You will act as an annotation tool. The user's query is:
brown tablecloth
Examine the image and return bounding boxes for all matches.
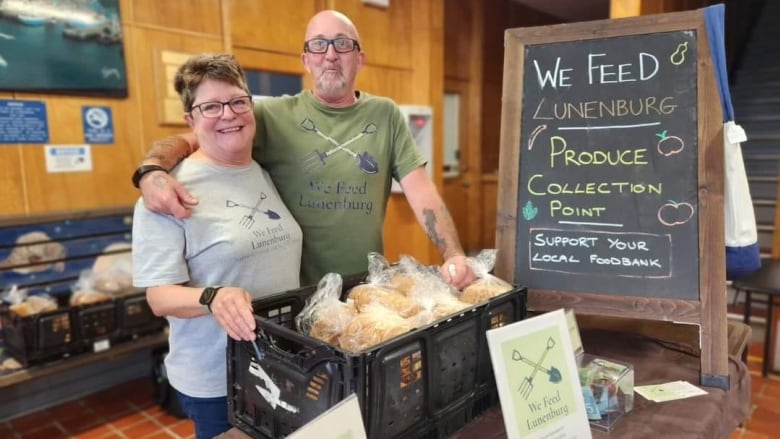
[449,329,751,439]
[219,329,750,439]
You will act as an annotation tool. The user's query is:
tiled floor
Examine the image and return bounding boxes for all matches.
[0,378,195,439]
[2,321,780,439]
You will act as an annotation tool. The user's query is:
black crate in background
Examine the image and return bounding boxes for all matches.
[116,292,167,341]
[1,290,166,367]
[1,293,81,367]
[77,301,119,342]
[228,277,527,439]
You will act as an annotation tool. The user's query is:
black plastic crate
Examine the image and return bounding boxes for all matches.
[0,294,82,367]
[432,385,501,438]
[116,291,166,339]
[75,300,120,352]
[227,277,526,439]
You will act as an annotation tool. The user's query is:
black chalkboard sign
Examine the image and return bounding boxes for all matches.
[515,31,699,300]
[495,9,727,389]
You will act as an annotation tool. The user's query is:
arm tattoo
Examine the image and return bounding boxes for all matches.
[144,137,192,170]
[423,208,447,252]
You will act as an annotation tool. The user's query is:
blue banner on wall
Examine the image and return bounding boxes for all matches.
[0,99,49,144]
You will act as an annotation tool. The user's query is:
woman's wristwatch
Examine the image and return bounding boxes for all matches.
[199,286,224,313]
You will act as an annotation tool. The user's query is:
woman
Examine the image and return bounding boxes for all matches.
[132,53,302,438]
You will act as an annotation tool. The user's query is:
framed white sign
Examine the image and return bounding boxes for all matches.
[487,308,591,439]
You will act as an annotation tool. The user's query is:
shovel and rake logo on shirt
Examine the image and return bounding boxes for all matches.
[226,192,281,228]
[299,118,379,174]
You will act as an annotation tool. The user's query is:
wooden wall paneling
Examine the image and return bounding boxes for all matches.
[480,0,508,175]
[232,48,308,89]
[0,146,27,216]
[130,0,222,35]
[379,64,428,262]
[332,0,413,70]
[0,91,26,215]
[354,64,414,105]
[381,0,443,265]
[17,96,136,213]
[130,28,224,160]
[480,0,560,175]
[442,79,471,251]
[610,0,642,17]
[462,0,484,252]
[228,0,318,53]
[444,0,475,81]
[482,174,498,248]
[480,79,503,174]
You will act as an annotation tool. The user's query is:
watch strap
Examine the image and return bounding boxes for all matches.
[132,165,168,189]
[200,286,224,313]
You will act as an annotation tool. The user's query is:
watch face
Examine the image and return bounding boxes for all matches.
[200,287,216,306]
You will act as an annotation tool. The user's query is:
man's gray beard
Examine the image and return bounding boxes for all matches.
[317,75,347,97]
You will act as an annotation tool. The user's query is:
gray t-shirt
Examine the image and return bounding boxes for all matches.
[132,159,302,398]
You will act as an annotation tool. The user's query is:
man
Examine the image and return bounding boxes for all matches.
[134,10,476,288]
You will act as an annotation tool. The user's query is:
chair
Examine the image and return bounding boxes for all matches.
[731,259,780,376]
[727,320,752,361]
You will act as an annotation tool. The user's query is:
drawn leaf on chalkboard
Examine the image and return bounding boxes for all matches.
[522,201,538,221]
[656,130,684,157]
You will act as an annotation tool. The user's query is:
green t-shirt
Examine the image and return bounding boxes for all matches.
[253,91,425,285]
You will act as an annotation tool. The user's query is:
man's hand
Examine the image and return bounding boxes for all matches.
[139,170,198,219]
[441,254,477,290]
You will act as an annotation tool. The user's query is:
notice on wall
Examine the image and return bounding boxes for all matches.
[514,30,699,300]
[82,106,115,144]
[45,145,92,173]
[0,99,49,144]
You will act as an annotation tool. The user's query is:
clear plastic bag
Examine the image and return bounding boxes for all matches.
[295,273,357,345]
[460,249,513,304]
[2,286,57,316]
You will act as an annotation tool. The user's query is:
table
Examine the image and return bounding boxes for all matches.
[219,328,750,439]
[448,329,751,439]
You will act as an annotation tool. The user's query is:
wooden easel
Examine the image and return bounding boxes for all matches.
[494,9,728,389]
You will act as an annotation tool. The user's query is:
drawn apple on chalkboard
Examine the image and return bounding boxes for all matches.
[656,130,685,156]
[657,200,694,226]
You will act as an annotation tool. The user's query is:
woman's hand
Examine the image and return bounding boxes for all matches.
[208,286,257,341]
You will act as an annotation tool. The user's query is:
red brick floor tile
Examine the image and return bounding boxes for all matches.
[142,431,181,439]
[108,411,148,429]
[70,423,120,439]
[729,429,744,439]
[751,374,765,396]
[168,419,196,437]
[91,399,136,420]
[8,409,53,433]
[121,418,162,437]
[745,406,780,436]
[762,379,780,398]
[741,431,772,439]
[152,411,187,427]
[47,400,90,420]
[16,423,69,439]
[59,414,107,435]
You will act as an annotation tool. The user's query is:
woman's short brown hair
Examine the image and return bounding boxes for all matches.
[174,53,250,112]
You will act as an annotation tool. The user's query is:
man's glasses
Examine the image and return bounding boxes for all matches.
[190,95,253,118]
[304,38,360,54]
